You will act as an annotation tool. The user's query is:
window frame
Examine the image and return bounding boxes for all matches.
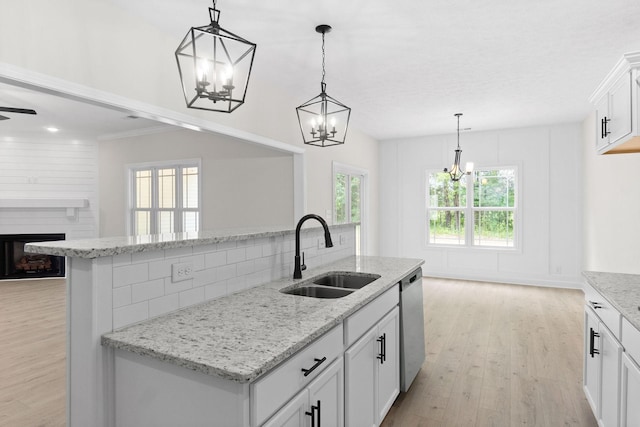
[332,161,368,256]
[425,165,520,250]
[126,159,202,236]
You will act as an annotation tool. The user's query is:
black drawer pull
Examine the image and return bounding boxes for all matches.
[589,300,603,310]
[590,328,600,358]
[301,357,326,377]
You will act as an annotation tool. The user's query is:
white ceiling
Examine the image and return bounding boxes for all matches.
[3,0,640,141]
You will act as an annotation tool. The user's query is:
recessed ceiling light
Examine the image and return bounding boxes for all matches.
[46,127,59,133]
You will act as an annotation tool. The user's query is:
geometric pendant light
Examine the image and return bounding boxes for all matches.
[444,113,474,181]
[175,0,257,113]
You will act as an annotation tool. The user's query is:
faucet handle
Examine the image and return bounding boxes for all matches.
[301,252,307,271]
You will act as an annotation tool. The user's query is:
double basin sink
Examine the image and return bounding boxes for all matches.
[281,272,381,299]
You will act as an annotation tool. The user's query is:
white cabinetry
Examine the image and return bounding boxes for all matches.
[590,52,640,154]
[583,283,623,427]
[344,287,400,427]
[621,318,640,427]
[263,357,343,427]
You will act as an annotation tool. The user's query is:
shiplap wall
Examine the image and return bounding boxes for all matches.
[0,137,98,239]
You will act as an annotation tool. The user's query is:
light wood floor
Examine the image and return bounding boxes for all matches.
[382,277,598,427]
[0,279,66,427]
[0,277,597,427]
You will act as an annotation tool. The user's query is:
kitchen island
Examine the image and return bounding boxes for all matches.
[25,224,423,426]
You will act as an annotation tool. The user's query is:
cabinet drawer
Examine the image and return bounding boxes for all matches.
[623,318,640,365]
[584,282,622,339]
[251,324,343,427]
[344,284,399,347]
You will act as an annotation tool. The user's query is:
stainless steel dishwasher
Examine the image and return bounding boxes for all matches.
[399,267,425,392]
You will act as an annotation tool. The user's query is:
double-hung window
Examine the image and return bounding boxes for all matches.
[427,167,517,248]
[129,161,200,236]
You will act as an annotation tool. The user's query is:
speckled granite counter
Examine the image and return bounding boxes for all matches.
[102,255,423,383]
[24,223,356,259]
[583,271,640,332]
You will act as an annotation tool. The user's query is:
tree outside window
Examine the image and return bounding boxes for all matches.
[427,167,517,248]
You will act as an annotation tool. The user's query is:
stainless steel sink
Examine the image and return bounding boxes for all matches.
[312,272,380,289]
[280,272,381,299]
[282,286,354,299]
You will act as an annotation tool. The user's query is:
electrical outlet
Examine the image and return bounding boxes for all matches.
[340,235,346,245]
[172,262,194,282]
[318,238,326,249]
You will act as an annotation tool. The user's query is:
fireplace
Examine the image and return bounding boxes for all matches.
[0,234,66,280]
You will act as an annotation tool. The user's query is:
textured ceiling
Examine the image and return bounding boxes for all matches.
[4,0,640,141]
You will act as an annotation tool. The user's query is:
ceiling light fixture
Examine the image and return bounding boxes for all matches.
[444,113,474,181]
[175,0,256,113]
[296,25,351,147]
[46,127,60,133]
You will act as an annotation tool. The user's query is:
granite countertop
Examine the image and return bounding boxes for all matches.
[583,271,640,332]
[24,223,355,259]
[102,255,424,384]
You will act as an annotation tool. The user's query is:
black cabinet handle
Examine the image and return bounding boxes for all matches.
[590,327,600,358]
[377,333,386,364]
[301,357,326,377]
[603,116,611,138]
[589,300,603,310]
[305,400,321,427]
[601,118,605,139]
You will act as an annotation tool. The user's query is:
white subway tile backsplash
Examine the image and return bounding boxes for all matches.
[131,279,165,303]
[227,248,246,264]
[113,263,149,287]
[113,302,149,329]
[113,285,132,308]
[149,294,180,318]
[106,225,356,330]
[148,259,172,280]
[179,287,205,308]
[205,251,227,268]
[164,247,193,259]
[165,277,193,295]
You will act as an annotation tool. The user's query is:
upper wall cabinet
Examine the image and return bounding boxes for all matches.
[590,52,640,154]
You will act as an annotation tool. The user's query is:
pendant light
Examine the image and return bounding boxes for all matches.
[175,0,256,113]
[296,25,351,147]
[444,113,474,181]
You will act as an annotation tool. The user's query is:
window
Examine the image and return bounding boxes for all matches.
[129,161,200,236]
[333,163,367,255]
[427,167,517,248]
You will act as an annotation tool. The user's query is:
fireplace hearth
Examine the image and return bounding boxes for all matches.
[0,234,65,280]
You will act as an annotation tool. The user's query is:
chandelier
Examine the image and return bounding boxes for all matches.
[444,113,474,181]
[296,25,351,147]
[175,0,256,113]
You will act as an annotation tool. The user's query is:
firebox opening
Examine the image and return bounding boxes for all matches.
[0,234,66,280]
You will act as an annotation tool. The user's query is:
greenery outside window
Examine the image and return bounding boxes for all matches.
[333,162,367,255]
[427,167,517,248]
[129,161,200,236]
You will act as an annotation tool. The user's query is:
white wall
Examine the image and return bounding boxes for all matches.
[582,112,640,273]
[0,137,98,239]
[0,0,380,252]
[99,128,294,237]
[380,123,583,288]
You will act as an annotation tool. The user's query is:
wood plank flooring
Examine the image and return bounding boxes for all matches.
[0,279,66,427]
[0,277,596,427]
[381,277,598,427]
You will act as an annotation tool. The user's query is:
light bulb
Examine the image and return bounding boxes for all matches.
[465,162,474,173]
[197,60,209,81]
[330,117,336,127]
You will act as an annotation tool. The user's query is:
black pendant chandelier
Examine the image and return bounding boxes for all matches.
[175,0,256,113]
[296,25,351,147]
[444,113,474,181]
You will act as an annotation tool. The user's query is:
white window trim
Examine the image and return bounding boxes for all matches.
[424,165,521,251]
[332,161,368,255]
[126,158,202,236]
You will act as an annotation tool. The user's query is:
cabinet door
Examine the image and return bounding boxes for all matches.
[595,94,610,151]
[262,389,309,427]
[345,327,377,427]
[598,324,622,427]
[608,72,632,145]
[376,307,400,424]
[621,352,640,427]
[584,308,600,415]
[308,358,344,427]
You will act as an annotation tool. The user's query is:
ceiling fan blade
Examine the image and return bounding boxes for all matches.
[0,115,9,120]
[0,107,37,115]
